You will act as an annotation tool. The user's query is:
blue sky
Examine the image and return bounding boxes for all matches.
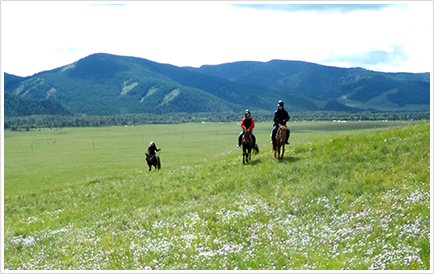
[2,1,432,77]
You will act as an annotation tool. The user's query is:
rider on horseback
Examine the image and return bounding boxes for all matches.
[238,109,259,152]
[271,100,290,144]
[147,141,160,160]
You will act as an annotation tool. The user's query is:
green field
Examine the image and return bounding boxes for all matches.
[3,120,430,270]
[4,121,412,196]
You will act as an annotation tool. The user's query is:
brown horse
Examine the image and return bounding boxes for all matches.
[145,152,161,171]
[242,128,253,164]
[272,125,287,159]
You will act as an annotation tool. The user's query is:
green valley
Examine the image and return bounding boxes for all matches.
[3,121,430,270]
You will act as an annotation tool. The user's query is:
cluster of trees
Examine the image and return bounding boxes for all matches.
[4,113,242,131]
[290,111,430,122]
[4,92,73,117]
[345,75,430,106]
[4,111,430,131]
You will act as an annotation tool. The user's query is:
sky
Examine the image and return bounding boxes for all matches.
[1,1,433,77]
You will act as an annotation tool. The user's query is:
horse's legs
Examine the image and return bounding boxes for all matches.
[272,143,276,158]
[278,145,282,159]
[243,148,250,163]
[280,147,285,159]
[148,157,158,171]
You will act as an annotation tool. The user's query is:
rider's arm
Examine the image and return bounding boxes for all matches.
[274,111,279,125]
[280,112,290,125]
[249,118,255,131]
[240,118,246,130]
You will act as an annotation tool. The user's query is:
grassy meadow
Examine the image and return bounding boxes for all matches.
[3,120,430,270]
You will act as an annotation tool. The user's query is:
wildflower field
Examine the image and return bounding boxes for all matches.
[3,121,430,270]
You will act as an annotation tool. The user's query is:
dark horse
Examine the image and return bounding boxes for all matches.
[145,152,161,171]
[242,128,253,164]
[272,125,287,159]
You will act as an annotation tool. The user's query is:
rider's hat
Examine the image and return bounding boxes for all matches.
[150,141,155,145]
[277,100,284,107]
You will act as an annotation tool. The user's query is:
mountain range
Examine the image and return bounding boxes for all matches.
[4,53,430,117]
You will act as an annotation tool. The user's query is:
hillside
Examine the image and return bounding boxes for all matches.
[4,53,430,117]
[4,92,74,117]
[4,72,24,87]
[188,60,430,111]
[4,122,430,270]
[4,54,280,116]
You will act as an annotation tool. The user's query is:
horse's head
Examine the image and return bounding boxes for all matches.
[243,128,251,136]
[145,152,150,161]
[280,125,287,133]
[242,128,252,144]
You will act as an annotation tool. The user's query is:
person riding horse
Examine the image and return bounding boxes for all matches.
[238,109,259,152]
[271,100,290,145]
[147,141,160,160]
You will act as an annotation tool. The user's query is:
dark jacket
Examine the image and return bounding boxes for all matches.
[273,108,290,126]
[147,144,160,155]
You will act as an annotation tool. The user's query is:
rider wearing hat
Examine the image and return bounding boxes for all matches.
[271,100,290,144]
[147,141,161,159]
[238,109,259,152]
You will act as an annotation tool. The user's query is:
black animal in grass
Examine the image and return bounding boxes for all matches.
[145,141,161,171]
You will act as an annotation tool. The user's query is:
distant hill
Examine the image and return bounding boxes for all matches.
[4,54,273,116]
[4,92,74,117]
[4,73,24,88]
[4,53,430,117]
[188,60,430,111]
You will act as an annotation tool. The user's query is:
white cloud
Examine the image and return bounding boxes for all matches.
[1,1,432,76]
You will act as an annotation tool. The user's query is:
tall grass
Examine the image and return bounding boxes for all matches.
[3,121,430,270]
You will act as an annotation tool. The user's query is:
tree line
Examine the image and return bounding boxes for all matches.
[4,111,430,131]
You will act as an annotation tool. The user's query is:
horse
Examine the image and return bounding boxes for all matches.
[145,152,161,171]
[242,128,253,164]
[272,125,287,159]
